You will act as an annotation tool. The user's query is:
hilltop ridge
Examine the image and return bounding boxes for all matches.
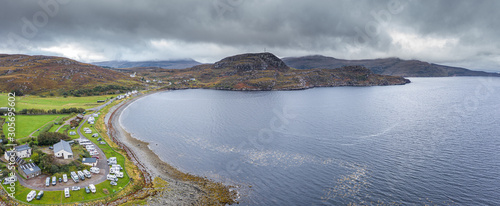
[132,52,410,90]
[0,54,139,95]
[283,55,500,77]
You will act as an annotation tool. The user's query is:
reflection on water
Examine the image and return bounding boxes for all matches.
[121,77,500,205]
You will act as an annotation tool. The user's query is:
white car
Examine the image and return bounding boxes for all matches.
[72,186,80,191]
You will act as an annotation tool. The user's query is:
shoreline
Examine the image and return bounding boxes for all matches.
[106,91,236,205]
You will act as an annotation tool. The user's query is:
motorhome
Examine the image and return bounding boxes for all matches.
[107,174,117,181]
[64,187,70,198]
[63,174,68,183]
[27,190,36,202]
[77,171,85,180]
[107,157,117,165]
[90,167,100,174]
[89,184,96,193]
[111,164,122,171]
[70,171,79,183]
[83,170,92,178]
[115,171,124,178]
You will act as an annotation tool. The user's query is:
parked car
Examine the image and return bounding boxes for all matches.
[36,191,44,200]
[51,176,56,186]
[110,181,117,186]
[45,177,50,187]
[85,187,90,194]
[59,177,62,183]
[97,138,102,141]
[49,146,53,150]
[72,186,80,191]
[63,174,68,183]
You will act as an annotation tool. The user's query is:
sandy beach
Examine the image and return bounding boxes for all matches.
[105,92,235,205]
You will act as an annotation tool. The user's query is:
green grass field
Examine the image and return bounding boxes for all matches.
[0,93,114,110]
[2,114,69,139]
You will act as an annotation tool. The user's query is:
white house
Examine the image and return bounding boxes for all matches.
[54,140,73,159]
[82,158,98,167]
[4,144,32,159]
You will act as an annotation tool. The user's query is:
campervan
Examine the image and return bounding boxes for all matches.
[115,171,124,178]
[90,167,100,174]
[27,190,36,202]
[77,171,85,180]
[70,171,79,183]
[107,157,117,165]
[64,187,70,198]
[83,170,92,178]
[107,174,117,181]
[89,184,96,193]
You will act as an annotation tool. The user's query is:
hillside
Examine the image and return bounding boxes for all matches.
[0,54,140,95]
[92,59,202,69]
[134,53,410,90]
[282,55,500,77]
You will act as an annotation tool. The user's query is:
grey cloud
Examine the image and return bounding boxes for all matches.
[0,0,499,71]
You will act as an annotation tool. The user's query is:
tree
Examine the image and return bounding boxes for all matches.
[50,165,60,174]
[38,132,71,146]
[31,152,40,164]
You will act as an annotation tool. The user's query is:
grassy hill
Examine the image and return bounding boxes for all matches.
[283,55,500,77]
[92,59,202,69]
[0,54,140,95]
[132,52,410,90]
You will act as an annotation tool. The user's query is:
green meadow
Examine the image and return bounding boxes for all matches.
[0,93,114,110]
[2,115,69,140]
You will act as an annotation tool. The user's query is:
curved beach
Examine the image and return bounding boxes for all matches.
[105,92,235,205]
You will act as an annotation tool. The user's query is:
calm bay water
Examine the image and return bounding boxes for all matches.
[120,77,500,205]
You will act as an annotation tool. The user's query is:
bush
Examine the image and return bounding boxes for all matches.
[38,132,71,146]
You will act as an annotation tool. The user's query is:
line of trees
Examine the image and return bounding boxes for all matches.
[15,107,85,115]
[37,132,71,146]
[63,85,132,97]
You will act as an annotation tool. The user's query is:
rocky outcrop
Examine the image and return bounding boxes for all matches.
[213,52,289,72]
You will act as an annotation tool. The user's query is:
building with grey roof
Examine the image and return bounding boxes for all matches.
[54,140,73,159]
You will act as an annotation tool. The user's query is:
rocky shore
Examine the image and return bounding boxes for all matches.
[105,92,236,205]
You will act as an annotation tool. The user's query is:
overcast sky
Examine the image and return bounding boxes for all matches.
[1,0,499,71]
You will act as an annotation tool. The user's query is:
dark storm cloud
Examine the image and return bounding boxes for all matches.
[0,0,499,70]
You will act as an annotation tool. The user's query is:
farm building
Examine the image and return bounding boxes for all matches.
[54,140,74,159]
[19,163,41,179]
[76,114,84,121]
[82,158,98,167]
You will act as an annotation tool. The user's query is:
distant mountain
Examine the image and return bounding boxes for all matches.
[0,54,139,95]
[282,55,500,77]
[133,52,410,91]
[92,59,202,69]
